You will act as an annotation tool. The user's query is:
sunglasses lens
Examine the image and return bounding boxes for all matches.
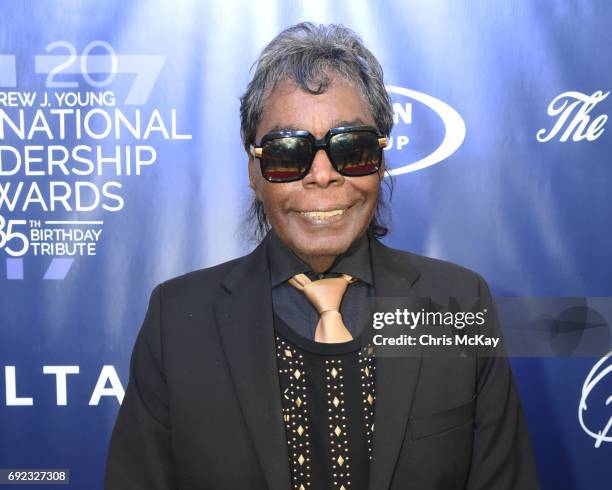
[329,131,381,176]
[260,137,312,182]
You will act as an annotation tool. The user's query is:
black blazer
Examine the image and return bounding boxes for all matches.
[105,235,540,490]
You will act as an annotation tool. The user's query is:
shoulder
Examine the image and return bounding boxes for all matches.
[144,236,269,311]
[164,256,241,290]
[152,253,248,306]
[405,248,483,285]
[373,239,488,297]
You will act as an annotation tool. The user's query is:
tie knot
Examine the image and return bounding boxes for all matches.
[289,273,354,314]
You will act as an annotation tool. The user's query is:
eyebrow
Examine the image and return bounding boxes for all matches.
[265,118,369,134]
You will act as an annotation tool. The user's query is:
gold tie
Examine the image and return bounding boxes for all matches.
[288,273,356,343]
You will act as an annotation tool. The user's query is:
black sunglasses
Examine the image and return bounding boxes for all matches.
[250,125,388,183]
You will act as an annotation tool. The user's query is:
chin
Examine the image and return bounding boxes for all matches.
[290,232,354,259]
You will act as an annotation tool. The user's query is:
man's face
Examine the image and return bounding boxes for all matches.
[249,75,383,268]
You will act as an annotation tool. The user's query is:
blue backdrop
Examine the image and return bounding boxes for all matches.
[1,1,611,489]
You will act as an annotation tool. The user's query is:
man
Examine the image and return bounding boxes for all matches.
[105,23,540,489]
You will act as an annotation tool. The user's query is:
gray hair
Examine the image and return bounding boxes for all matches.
[240,22,394,241]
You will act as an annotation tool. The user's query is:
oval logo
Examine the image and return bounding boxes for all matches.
[385,85,466,175]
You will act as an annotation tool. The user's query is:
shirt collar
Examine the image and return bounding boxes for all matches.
[267,228,373,287]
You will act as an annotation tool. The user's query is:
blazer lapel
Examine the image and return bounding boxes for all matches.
[368,238,425,490]
[213,234,426,490]
[215,236,291,490]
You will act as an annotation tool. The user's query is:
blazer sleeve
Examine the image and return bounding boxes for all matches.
[465,277,541,490]
[104,284,177,490]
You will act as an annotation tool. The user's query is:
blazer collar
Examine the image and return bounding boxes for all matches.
[267,228,374,287]
[216,234,425,490]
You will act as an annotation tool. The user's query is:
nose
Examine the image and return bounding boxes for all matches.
[302,148,344,188]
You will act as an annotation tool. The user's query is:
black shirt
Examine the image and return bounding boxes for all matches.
[268,229,374,340]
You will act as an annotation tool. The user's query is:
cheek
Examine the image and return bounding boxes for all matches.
[259,185,293,221]
[354,179,381,208]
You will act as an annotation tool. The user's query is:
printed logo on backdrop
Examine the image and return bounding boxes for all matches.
[0,41,192,280]
[579,351,612,448]
[384,86,466,176]
[537,90,609,143]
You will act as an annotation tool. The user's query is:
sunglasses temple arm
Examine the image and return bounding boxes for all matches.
[249,145,263,158]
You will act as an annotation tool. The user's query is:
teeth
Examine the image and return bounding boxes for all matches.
[300,209,345,219]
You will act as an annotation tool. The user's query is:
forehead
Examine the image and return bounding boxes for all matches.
[256,76,375,139]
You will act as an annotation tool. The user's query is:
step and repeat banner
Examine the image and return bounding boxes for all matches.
[1,1,611,489]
